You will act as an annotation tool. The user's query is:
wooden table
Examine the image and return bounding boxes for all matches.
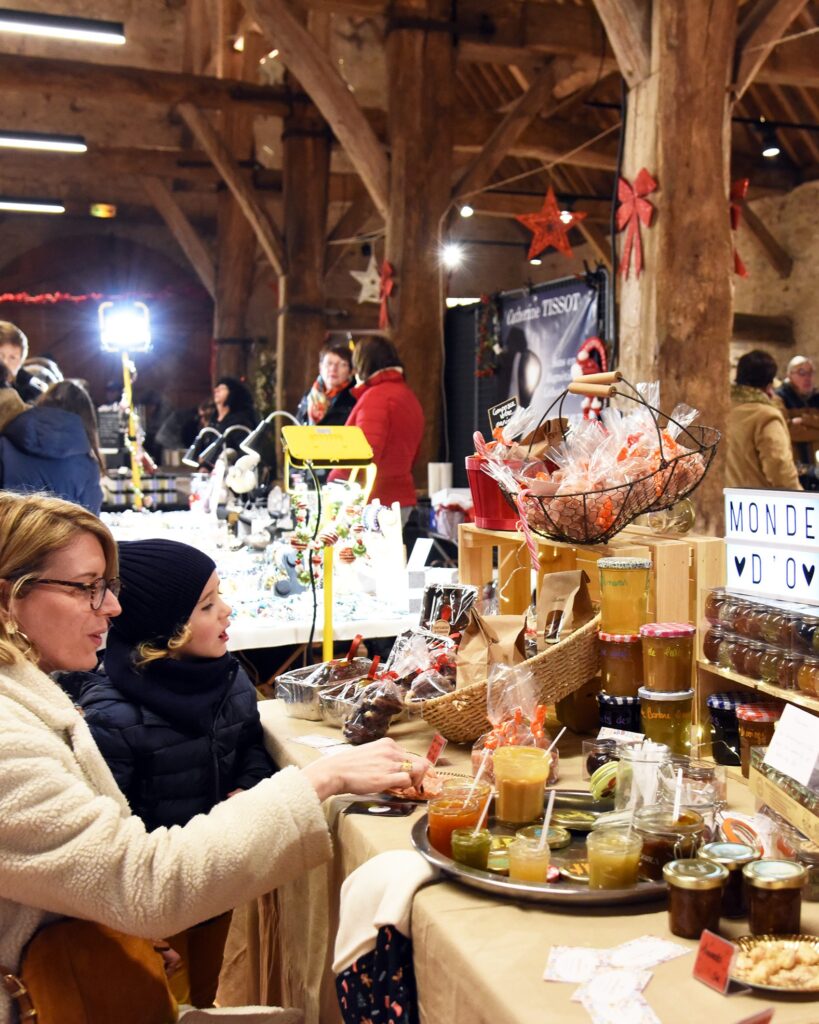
[221,702,819,1024]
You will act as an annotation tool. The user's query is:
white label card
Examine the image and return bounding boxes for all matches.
[543,946,606,983]
[725,488,819,545]
[762,704,819,788]
[725,539,818,604]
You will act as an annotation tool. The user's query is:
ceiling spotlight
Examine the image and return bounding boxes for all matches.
[232,34,245,51]
[0,197,65,214]
[441,243,464,271]
[760,124,780,159]
[0,130,87,153]
[460,204,474,218]
[529,257,543,266]
[559,210,573,224]
[0,8,125,44]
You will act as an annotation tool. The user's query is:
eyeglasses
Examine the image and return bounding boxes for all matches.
[32,576,121,610]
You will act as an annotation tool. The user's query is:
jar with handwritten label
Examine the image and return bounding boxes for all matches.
[639,687,694,755]
[639,623,696,693]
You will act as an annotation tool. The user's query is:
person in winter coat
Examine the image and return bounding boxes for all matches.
[0,491,428,1024]
[328,336,424,513]
[295,341,357,428]
[725,349,802,491]
[774,355,819,488]
[0,377,103,514]
[74,538,276,1006]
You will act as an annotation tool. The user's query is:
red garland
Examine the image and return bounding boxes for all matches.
[515,186,587,261]
[0,284,206,305]
[730,178,750,278]
[378,260,395,330]
[616,169,657,278]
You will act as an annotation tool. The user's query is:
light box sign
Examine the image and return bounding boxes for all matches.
[724,489,819,606]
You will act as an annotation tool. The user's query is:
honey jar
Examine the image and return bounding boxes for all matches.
[664,858,728,938]
[638,687,694,755]
[639,622,696,693]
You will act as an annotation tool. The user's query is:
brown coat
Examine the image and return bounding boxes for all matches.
[725,385,802,491]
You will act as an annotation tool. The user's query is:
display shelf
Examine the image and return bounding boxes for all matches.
[748,765,819,844]
[697,658,819,715]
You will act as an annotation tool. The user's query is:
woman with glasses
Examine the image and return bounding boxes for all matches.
[0,491,428,1024]
[73,538,276,1008]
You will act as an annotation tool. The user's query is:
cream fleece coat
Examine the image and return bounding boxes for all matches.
[0,659,332,1024]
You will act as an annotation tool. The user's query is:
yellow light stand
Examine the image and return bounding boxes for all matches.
[280,425,377,660]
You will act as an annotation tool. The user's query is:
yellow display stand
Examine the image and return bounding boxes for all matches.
[281,425,377,659]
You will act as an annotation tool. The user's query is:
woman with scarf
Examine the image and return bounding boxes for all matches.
[295,341,357,428]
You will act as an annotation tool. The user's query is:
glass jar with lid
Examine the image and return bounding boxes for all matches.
[597,692,642,733]
[614,743,671,812]
[735,703,782,778]
[797,656,819,698]
[639,687,694,755]
[633,805,705,880]
[702,626,724,665]
[792,839,819,902]
[743,859,807,935]
[598,632,643,696]
[663,858,728,938]
[698,841,761,918]
[598,557,652,634]
[705,692,747,766]
[704,589,726,626]
[639,622,696,693]
[741,640,765,680]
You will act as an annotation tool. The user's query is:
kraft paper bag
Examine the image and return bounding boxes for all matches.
[520,417,568,463]
[456,608,526,689]
[536,569,594,652]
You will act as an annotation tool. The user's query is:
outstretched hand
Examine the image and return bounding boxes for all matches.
[302,737,430,802]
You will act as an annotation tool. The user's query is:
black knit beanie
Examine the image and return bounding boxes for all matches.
[111,539,217,646]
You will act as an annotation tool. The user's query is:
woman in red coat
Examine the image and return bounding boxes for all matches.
[330,336,424,514]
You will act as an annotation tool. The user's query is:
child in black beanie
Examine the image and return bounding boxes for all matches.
[76,537,275,1009]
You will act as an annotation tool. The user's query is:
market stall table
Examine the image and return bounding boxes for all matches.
[218,701,819,1024]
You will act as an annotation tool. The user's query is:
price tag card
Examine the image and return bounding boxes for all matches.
[606,936,690,970]
[597,727,645,744]
[289,734,348,750]
[543,946,605,983]
[487,396,519,434]
[763,703,819,788]
[579,993,660,1024]
[693,930,736,993]
[425,733,447,766]
[571,967,652,1004]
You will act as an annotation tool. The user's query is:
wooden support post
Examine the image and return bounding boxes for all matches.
[385,0,455,480]
[276,98,332,415]
[143,177,216,299]
[617,0,738,535]
[591,0,651,88]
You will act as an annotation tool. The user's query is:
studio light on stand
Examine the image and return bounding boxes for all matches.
[98,300,151,510]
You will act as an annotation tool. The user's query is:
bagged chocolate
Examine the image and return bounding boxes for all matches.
[455,607,526,689]
[535,569,594,651]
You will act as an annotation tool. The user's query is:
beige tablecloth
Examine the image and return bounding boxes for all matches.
[219,701,819,1024]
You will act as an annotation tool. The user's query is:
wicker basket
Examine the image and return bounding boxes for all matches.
[421,614,601,744]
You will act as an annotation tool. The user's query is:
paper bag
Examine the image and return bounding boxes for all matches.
[456,608,526,689]
[536,569,594,651]
[520,416,568,463]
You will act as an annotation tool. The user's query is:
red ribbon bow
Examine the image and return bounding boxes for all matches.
[378,261,395,330]
[730,178,750,278]
[615,168,658,279]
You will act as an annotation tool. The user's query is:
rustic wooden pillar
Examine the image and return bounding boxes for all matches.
[212,30,266,381]
[276,97,332,415]
[385,0,455,477]
[617,0,738,533]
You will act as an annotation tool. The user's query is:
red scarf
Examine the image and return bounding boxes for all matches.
[307,377,345,425]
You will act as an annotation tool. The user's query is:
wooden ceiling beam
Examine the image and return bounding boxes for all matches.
[733,311,794,345]
[0,53,295,115]
[590,0,651,88]
[736,2,813,96]
[178,102,287,276]
[239,0,390,220]
[143,177,217,298]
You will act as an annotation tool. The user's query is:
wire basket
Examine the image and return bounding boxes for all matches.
[501,374,720,545]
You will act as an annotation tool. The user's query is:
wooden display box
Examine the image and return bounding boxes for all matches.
[748,764,819,844]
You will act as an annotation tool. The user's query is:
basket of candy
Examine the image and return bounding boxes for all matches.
[479,373,719,545]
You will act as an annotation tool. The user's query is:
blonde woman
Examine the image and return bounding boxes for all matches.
[0,492,427,1024]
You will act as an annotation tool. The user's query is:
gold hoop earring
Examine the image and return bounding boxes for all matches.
[7,621,32,656]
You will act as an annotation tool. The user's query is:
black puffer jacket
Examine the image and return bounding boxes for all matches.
[75,633,275,831]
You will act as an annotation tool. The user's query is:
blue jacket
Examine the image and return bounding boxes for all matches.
[75,642,275,831]
[0,405,103,514]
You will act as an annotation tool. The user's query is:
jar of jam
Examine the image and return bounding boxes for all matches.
[597,692,642,733]
[743,859,807,935]
[705,692,746,766]
[729,636,752,675]
[717,597,742,631]
[734,602,765,639]
[638,687,694,755]
[758,647,781,686]
[663,858,728,938]
[793,617,818,653]
[584,739,618,777]
[599,632,643,696]
[797,656,819,697]
[702,626,724,665]
[742,640,765,680]
[736,703,782,778]
[761,611,790,647]
[633,806,705,880]
[704,589,725,626]
[776,652,803,691]
[698,841,760,918]
[717,634,736,671]
[639,623,696,692]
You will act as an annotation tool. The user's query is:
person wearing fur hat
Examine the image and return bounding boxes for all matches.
[74,538,275,1008]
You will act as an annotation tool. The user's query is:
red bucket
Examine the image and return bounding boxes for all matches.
[465,456,520,531]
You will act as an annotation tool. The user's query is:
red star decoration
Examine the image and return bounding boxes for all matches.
[378,260,395,329]
[516,187,587,261]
